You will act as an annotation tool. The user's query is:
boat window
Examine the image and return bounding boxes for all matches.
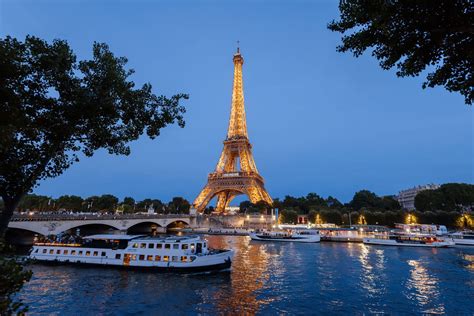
[147,255,153,261]
[182,244,188,250]
[49,249,54,254]
[93,251,98,256]
[34,249,39,253]
[173,244,179,250]
[79,251,83,255]
[148,243,154,249]
[140,243,146,248]
[56,249,61,254]
[101,251,106,257]
[190,256,196,262]
[43,249,47,254]
[165,244,171,249]
[172,256,178,262]
[71,250,76,255]
[157,244,162,249]
[64,250,69,255]
[139,255,145,260]
[133,243,138,248]
[163,256,169,262]
[115,254,121,260]
[155,255,161,261]
[131,255,137,261]
[86,251,91,256]
[180,256,187,262]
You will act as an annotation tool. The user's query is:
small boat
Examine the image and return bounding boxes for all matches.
[449,231,474,246]
[29,234,234,272]
[363,234,454,248]
[250,229,320,243]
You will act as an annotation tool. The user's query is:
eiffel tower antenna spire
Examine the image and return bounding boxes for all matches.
[227,41,247,139]
[193,48,272,213]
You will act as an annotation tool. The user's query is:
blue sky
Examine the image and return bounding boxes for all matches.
[1,0,472,203]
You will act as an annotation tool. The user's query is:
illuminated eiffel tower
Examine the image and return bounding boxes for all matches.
[193,47,273,213]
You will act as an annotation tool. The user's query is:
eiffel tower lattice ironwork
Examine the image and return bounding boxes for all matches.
[193,47,273,213]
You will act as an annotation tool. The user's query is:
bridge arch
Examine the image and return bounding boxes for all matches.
[61,223,120,236]
[126,221,163,234]
[166,220,190,229]
[5,227,44,246]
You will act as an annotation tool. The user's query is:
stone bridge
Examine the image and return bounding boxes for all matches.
[7,213,264,237]
[8,214,197,236]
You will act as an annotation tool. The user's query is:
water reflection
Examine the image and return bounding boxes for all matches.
[206,235,272,314]
[17,236,474,315]
[405,259,444,314]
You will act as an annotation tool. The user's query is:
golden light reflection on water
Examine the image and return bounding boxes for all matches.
[206,235,273,314]
[463,254,474,270]
[406,260,444,314]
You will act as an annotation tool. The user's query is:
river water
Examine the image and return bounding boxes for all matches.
[18,236,474,315]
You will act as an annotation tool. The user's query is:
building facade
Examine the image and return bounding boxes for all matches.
[397,184,440,210]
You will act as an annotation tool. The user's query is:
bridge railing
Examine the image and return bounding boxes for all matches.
[10,213,192,222]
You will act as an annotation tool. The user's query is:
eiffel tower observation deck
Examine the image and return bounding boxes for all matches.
[193,47,273,213]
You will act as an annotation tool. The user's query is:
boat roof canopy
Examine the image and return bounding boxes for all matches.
[83,234,145,240]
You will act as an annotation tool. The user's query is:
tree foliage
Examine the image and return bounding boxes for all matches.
[415,183,474,212]
[328,0,473,104]
[0,240,32,315]
[279,209,298,224]
[0,35,188,236]
[349,190,400,211]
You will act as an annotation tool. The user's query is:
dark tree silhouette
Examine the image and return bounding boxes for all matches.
[0,36,188,236]
[328,0,473,104]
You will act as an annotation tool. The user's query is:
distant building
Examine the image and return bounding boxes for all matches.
[397,184,440,210]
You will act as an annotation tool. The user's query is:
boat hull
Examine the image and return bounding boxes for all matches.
[363,238,454,248]
[451,238,474,246]
[250,233,320,243]
[29,245,234,272]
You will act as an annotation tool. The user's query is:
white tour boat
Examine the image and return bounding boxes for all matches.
[449,231,474,246]
[250,229,320,243]
[29,234,234,272]
[363,234,454,248]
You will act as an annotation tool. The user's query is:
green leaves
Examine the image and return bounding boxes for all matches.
[0,35,188,235]
[328,0,473,104]
[0,240,32,315]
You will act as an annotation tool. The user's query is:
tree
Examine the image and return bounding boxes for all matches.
[0,240,32,314]
[122,197,135,206]
[349,190,380,210]
[328,0,473,104]
[95,194,119,211]
[279,209,298,224]
[326,196,343,208]
[0,36,188,236]
[415,183,474,211]
[168,197,190,214]
[239,200,252,212]
[56,195,83,211]
[17,194,53,211]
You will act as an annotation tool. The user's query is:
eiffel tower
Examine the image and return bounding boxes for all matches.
[193,47,273,213]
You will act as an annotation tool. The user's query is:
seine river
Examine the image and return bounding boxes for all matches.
[18,236,474,315]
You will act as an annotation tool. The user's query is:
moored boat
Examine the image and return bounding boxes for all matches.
[363,234,454,248]
[250,229,320,243]
[449,231,474,246]
[29,234,234,272]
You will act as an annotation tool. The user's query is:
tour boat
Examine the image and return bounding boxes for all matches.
[363,234,454,248]
[249,229,320,243]
[29,234,234,272]
[449,231,474,246]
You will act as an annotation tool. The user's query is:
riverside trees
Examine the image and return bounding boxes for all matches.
[0,36,188,237]
[328,0,473,104]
